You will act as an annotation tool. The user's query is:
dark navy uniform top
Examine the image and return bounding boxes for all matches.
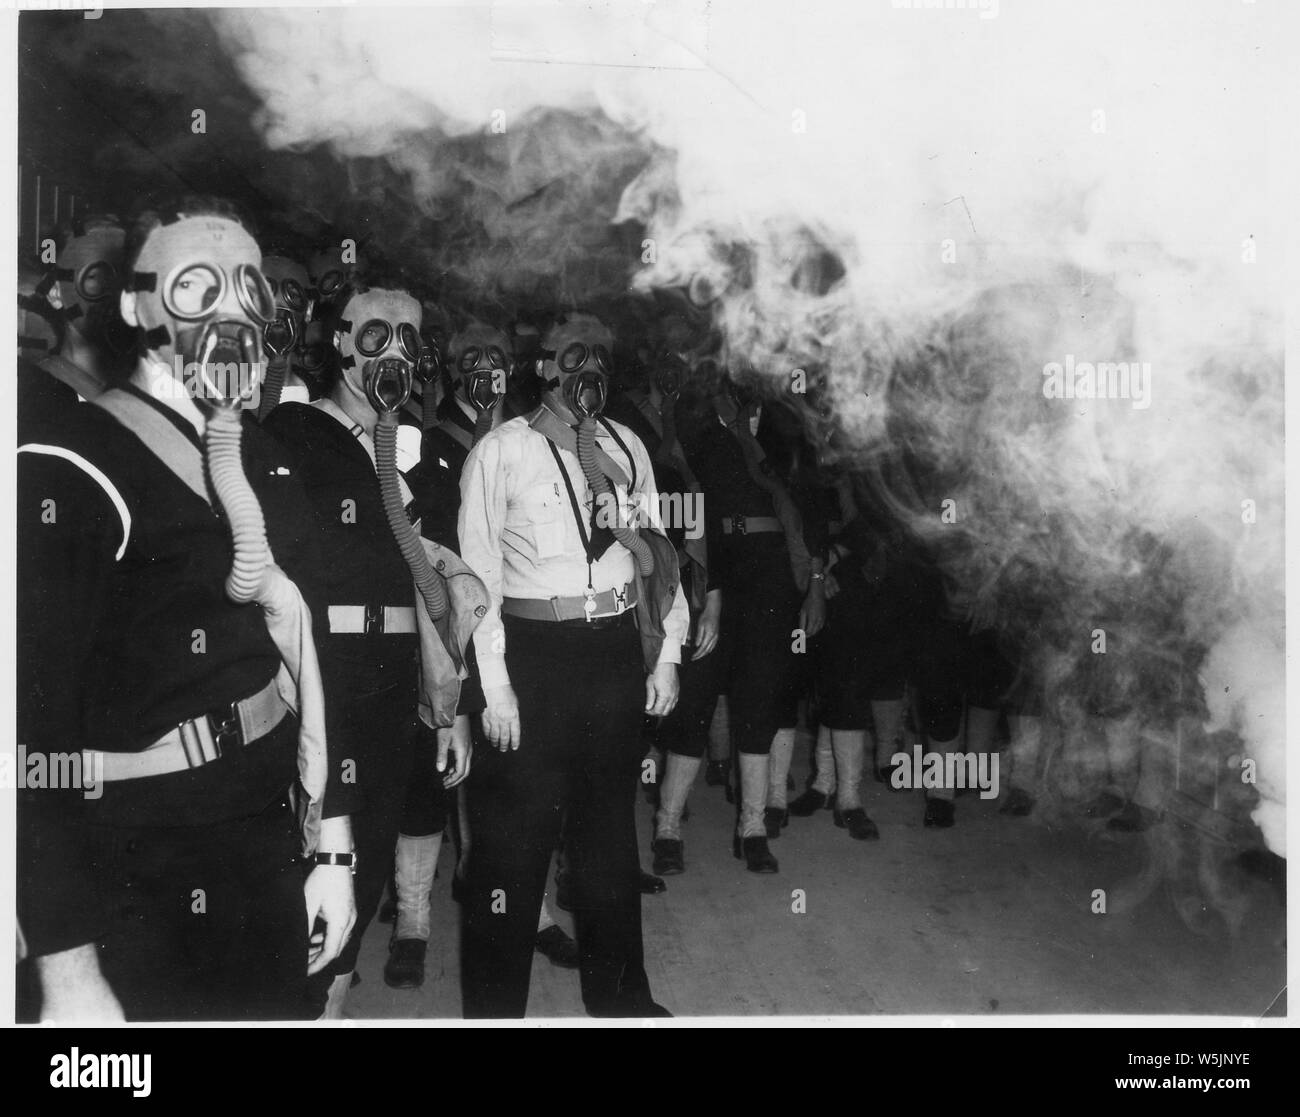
[264,402,483,816]
[17,384,329,956]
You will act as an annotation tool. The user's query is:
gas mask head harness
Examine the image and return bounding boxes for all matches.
[539,312,615,420]
[126,214,274,407]
[334,287,422,414]
[259,255,311,358]
[447,321,512,413]
[38,217,133,355]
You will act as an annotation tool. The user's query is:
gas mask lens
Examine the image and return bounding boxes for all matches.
[162,262,274,324]
[76,260,117,302]
[354,319,421,362]
[165,263,224,320]
[557,342,612,375]
[458,345,508,373]
[268,276,308,312]
[317,269,344,297]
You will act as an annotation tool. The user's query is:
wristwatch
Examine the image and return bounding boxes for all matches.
[312,851,358,874]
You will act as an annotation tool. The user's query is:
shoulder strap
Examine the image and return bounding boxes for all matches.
[436,418,473,452]
[312,397,416,509]
[93,388,210,506]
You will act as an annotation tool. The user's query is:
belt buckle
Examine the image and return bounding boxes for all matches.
[209,701,243,754]
[364,603,384,635]
[613,585,628,614]
[733,513,747,536]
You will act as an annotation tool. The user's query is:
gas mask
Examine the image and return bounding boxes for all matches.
[540,314,615,420]
[260,255,311,359]
[308,249,348,310]
[652,353,689,400]
[334,288,422,414]
[41,221,133,357]
[126,216,274,407]
[448,322,512,414]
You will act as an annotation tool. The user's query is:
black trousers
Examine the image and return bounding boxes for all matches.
[308,682,422,991]
[715,541,803,755]
[94,790,311,1022]
[461,613,653,1018]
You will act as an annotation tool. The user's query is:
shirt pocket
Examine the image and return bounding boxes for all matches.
[513,480,569,560]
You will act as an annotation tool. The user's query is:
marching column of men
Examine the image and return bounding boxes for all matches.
[20,190,1175,1024]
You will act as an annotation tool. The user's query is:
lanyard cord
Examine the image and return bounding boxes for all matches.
[546,439,596,591]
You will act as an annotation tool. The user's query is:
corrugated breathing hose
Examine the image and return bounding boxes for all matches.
[577,415,654,576]
[472,404,495,446]
[206,403,269,603]
[256,356,287,421]
[374,409,449,622]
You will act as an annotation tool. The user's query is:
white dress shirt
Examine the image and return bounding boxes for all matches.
[458,408,689,689]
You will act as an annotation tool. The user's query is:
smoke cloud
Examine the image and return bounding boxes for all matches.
[25,2,1289,862]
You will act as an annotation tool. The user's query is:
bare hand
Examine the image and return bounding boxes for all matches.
[305,865,357,976]
[438,714,473,788]
[691,588,722,661]
[645,662,680,718]
[482,683,521,752]
[799,584,827,638]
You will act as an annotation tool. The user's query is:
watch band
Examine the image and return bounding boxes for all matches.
[312,851,358,872]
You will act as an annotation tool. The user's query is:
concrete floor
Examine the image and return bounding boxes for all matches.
[344,762,1286,1021]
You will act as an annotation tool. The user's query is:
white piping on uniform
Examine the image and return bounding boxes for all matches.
[18,444,132,561]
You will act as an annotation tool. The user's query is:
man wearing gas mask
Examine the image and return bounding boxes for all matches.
[671,365,828,874]
[255,252,314,419]
[265,279,487,1017]
[458,311,687,1018]
[16,197,355,1021]
[381,319,580,987]
[18,216,134,434]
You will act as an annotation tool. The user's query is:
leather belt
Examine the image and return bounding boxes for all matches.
[721,514,782,536]
[502,581,639,623]
[86,679,288,783]
[327,604,418,635]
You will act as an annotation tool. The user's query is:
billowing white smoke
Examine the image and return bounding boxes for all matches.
[215,0,1288,852]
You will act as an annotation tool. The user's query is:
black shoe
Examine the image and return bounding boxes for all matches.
[705,759,729,786]
[534,924,579,969]
[1107,803,1163,833]
[640,869,667,895]
[589,997,673,1019]
[999,788,1036,817]
[923,798,955,829]
[378,896,397,924]
[763,806,789,839]
[788,787,834,816]
[652,837,685,875]
[382,938,427,989]
[733,834,779,873]
[834,806,880,840]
